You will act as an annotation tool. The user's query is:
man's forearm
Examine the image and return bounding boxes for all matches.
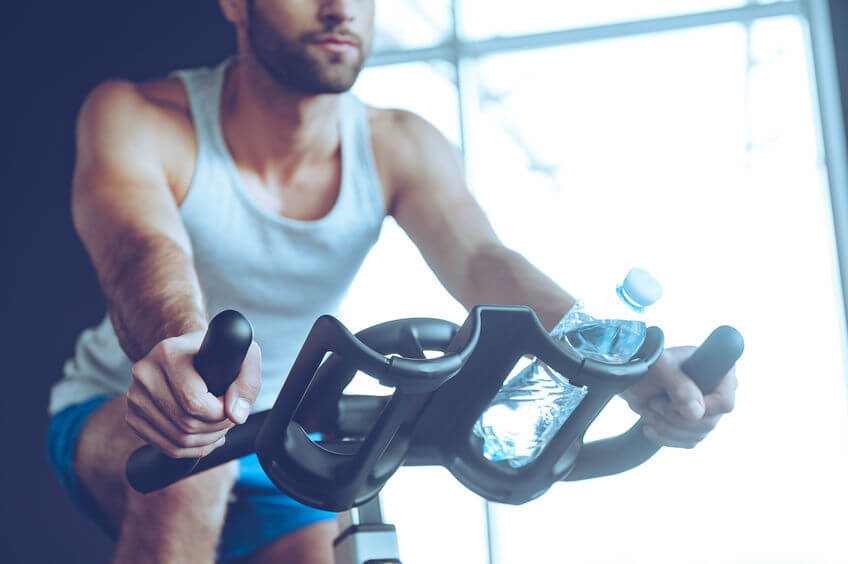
[96,230,207,361]
[464,244,576,332]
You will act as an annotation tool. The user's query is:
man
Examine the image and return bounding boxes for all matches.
[46,1,739,562]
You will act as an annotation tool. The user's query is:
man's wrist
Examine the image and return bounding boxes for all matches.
[538,303,576,334]
[109,301,207,361]
[465,244,577,333]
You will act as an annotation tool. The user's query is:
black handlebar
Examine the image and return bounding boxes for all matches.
[563,325,744,481]
[126,310,253,494]
[194,310,253,397]
[681,325,744,393]
[126,307,743,510]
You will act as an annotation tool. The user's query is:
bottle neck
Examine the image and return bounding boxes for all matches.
[549,286,648,341]
[616,283,647,314]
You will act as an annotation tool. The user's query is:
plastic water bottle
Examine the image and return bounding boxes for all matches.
[472,268,662,468]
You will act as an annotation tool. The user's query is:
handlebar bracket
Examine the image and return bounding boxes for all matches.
[127,306,743,511]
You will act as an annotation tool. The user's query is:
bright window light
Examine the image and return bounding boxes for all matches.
[341,3,848,563]
[459,0,750,39]
[373,0,451,51]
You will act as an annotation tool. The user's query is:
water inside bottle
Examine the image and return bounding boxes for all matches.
[472,306,648,468]
[565,319,647,364]
[473,359,588,468]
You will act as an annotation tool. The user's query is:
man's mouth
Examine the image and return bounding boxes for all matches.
[309,33,359,54]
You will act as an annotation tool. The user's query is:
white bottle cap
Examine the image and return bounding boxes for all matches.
[622,268,663,307]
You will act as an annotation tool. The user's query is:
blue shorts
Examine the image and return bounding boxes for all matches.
[46,395,336,562]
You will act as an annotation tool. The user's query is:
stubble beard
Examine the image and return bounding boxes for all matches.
[246,5,368,94]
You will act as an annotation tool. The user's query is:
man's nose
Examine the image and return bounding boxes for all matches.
[318,0,356,26]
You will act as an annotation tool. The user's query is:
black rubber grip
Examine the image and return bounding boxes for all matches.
[565,324,744,481]
[680,325,744,393]
[194,310,253,396]
[126,310,253,493]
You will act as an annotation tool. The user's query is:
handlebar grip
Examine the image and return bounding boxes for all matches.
[126,310,253,494]
[565,324,744,481]
[680,325,744,393]
[194,310,254,396]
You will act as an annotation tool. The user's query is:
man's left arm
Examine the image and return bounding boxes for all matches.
[379,110,737,449]
[376,110,576,332]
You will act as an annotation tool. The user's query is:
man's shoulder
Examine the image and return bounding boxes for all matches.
[78,76,192,139]
[366,106,434,141]
[76,76,197,199]
[365,106,452,172]
[363,105,461,215]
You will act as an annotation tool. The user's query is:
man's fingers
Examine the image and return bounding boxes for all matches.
[647,396,668,415]
[127,382,234,440]
[167,351,227,421]
[131,359,192,428]
[654,356,707,421]
[625,346,739,449]
[620,379,663,415]
[126,404,227,459]
[704,393,735,416]
[642,423,704,449]
[621,351,680,415]
[131,356,228,434]
[224,341,262,425]
[642,405,721,434]
[703,366,738,416]
[641,413,711,448]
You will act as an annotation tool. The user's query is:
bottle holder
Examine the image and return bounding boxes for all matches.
[128,306,742,508]
[254,314,471,511]
[256,305,664,510]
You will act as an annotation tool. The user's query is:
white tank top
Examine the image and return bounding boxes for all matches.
[48,57,386,415]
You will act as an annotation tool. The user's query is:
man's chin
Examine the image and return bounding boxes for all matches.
[286,72,359,95]
[312,77,358,94]
[306,63,363,93]
[257,50,363,94]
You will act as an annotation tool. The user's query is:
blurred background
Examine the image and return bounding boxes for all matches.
[3,1,847,562]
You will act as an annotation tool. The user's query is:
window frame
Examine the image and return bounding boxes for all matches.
[363,2,848,561]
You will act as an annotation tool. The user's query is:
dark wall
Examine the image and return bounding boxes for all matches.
[4,2,848,563]
[1,2,234,562]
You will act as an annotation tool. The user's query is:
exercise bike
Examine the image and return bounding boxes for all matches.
[127,306,744,564]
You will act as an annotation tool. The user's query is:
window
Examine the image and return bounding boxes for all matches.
[339,2,848,562]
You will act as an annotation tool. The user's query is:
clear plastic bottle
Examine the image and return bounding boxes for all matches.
[472,268,662,468]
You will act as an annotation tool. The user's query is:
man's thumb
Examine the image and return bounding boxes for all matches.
[224,341,262,424]
[667,377,706,421]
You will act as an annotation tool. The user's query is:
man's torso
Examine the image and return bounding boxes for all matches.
[127,73,401,221]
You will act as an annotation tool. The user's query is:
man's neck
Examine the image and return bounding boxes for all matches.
[220,56,342,181]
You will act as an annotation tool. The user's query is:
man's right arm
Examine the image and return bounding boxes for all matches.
[72,80,205,361]
[73,81,260,457]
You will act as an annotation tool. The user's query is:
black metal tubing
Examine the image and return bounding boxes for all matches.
[126,307,743,511]
[254,314,472,511]
[126,310,253,494]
